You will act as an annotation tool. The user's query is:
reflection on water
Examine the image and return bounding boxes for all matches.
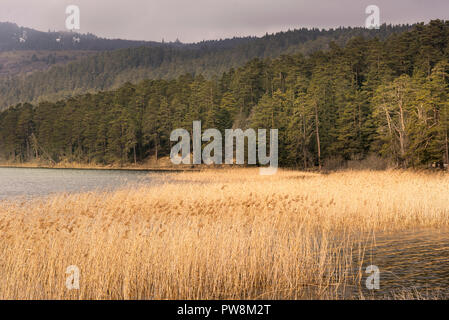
[0,167,164,200]
[358,228,449,298]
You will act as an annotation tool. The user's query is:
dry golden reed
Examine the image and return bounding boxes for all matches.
[0,169,448,299]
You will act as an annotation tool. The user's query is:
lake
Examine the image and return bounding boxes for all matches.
[0,167,164,200]
[358,228,449,298]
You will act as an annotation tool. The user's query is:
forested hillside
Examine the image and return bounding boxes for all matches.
[0,50,97,78]
[0,22,161,52]
[1,20,448,169]
[0,23,412,110]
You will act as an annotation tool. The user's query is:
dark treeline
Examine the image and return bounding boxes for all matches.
[0,23,412,110]
[0,20,448,169]
[0,22,162,52]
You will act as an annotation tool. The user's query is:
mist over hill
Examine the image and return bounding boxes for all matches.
[0,21,176,79]
[0,22,163,52]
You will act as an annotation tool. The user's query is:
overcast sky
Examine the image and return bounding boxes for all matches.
[1,0,449,43]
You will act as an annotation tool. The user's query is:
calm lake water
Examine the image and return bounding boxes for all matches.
[359,228,449,298]
[0,167,164,200]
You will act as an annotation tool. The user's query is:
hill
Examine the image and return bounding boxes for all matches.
[0,21,178,79]
[0,22,163,52]
[0,50,97,78]
[0,23,413,110]
[1,20,447,169]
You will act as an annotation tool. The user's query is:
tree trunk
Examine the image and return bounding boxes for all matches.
[26,139,30,161]
[398,97,407,167]
[314,103,321,170]
[445,130,449,166]
[154,135,158,162]
[302,114,307,169]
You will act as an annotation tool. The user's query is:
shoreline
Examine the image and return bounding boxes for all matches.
[0,163,200,172]
[1,163,447,174]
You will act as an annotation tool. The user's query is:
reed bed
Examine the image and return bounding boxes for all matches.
[0,169,448,299]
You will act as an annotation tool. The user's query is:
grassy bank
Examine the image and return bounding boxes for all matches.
[0,158,198,172]
[0,169,448,299]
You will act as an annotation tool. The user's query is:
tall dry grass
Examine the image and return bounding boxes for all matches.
[0,169,448,299]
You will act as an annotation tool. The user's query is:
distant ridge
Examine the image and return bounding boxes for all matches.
[0,21,164,51]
